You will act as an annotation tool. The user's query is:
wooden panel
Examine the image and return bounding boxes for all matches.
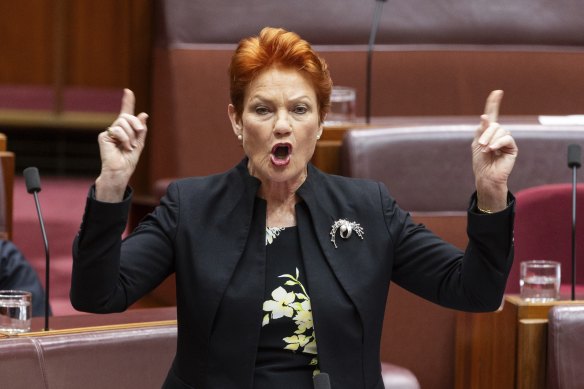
[382,284,457,389]
[517,319,547,389]
[455,301,518,389]
[412,213,468,249]
[0,1,54,84]
[455,295,584,389]
[66,1,128,86]
[0,151,15,241]
[0,0,151,100]
[62,0,152,96]
[312,140,344,175]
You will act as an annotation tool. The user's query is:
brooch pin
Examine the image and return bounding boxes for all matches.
[330,219,365,248]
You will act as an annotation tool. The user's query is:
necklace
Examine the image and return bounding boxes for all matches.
[266,226,286,245]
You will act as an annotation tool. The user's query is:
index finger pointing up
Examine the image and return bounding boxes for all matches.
[484,90,504,123]
[120,88,135,115]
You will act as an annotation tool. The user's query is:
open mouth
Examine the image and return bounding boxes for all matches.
[271,143,292,166]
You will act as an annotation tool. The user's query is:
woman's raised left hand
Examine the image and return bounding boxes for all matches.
[471,90,518,212]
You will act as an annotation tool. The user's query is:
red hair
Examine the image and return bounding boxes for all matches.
[229,27,332,123]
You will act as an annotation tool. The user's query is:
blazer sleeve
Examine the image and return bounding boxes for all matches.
[381,183,515,312]
[70,183,179,313]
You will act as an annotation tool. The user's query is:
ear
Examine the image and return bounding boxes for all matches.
[317,123,324,139]
[228,104,242,137]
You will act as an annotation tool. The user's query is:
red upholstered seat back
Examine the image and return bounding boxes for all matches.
[507,183,584,295]
[547,305,584,389]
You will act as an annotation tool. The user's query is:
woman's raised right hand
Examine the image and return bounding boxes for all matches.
[95,89,148,202]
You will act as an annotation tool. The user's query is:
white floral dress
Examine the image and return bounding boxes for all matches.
[253,226,319,388]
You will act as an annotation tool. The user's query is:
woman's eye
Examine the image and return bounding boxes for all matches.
[293,105,308,114]
[255,106,270,115]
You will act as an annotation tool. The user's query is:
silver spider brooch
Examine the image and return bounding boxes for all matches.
[330,219,365,248]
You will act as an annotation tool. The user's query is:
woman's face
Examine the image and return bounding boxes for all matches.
[229,67,323,188]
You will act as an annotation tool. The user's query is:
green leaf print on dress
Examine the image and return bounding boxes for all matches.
[262,267,319,375]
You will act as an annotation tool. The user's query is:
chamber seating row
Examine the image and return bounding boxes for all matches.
[0,322,177,389]
[3,304,580,389]
[0,321,419,389]
[146,0,584,188]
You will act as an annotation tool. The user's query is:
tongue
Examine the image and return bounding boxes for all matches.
[271,153,290,166]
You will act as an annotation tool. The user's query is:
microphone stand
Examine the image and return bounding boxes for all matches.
[32,191,50,330]
[365,0,387,124]
[568,144,581,301]
[24,166,50,331]
[571,163,578,301]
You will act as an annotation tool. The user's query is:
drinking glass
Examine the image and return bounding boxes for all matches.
[0,290,32,334]
[519,260,561,303]
[325,86,356,124]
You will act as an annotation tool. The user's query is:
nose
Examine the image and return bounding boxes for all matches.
[274,111,292,136]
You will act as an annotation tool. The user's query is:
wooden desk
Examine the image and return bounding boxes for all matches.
[455,295,584,389]
[27,306,176,333]
[313,116,539,175]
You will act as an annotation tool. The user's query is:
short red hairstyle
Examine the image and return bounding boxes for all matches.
[229,27,332,124]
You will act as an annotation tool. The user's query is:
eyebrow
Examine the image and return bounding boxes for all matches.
[247,94,313,104]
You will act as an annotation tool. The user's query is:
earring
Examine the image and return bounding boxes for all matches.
[316,134,321,140]
[237,134,243,141]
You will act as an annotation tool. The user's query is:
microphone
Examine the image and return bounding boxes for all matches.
[567,144,581,300]
[568,144,581,169]
[365,0,388,124]
[23,167,50,331]
[313,372,331,389]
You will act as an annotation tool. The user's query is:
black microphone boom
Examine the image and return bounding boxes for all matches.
[365,0,388,124]
[23,167,50,331]
[567,144,581,301]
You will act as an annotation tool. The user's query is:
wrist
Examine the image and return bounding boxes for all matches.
[476,181,508,213]
[95,172,130,203]
[476,190,509,213]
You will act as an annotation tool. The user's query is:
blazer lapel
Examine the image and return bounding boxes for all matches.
[193,160,262,338]
[296,165,374,388]
[296,165,372,316]
[196,160,270,388]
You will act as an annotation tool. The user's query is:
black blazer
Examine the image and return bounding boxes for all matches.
[71,159,514,389]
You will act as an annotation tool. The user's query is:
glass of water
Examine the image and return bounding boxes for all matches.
[520,260,561,303]
[0,290,32,334]
[325,86,356,125]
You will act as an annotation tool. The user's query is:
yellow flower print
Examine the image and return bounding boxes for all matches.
[293,301,314,334]
[262,286,296,322]
[262,267,319,373]
[303,339,317,355]
[283,334,312,351]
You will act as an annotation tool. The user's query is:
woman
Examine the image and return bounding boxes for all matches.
[71,27,517,389]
